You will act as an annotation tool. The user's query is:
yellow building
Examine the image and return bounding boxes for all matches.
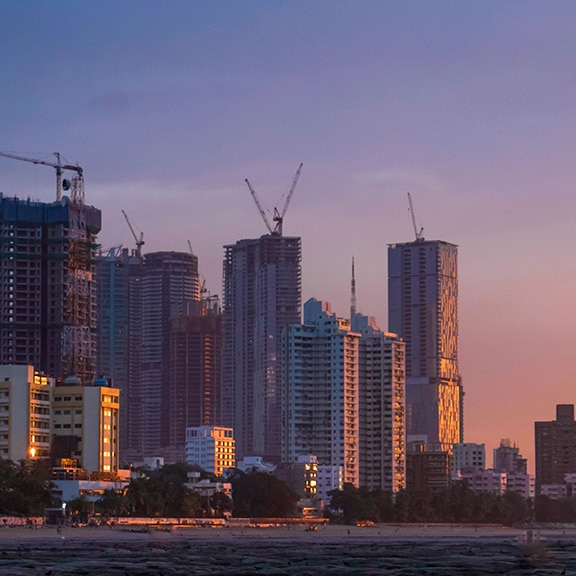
[52,377,120,473]
[185,426,235,476]
[0,365,53,461]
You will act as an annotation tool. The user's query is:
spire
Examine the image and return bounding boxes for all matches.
[350,256,356,319]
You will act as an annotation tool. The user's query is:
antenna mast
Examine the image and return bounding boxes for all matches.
[350,257,357,319]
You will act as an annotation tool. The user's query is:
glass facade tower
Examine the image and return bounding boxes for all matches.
[388,239,462,452]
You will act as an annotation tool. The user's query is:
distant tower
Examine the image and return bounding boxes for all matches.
[350,257,357,319]
[388,239,462,452]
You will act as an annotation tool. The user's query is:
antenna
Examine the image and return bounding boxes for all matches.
[407,193,424,242]
[350,257,356,319]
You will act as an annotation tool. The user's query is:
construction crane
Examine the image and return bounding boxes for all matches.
[245,163,303,236]
[122,209,145,259]
[0,151,83,202]
[407,192,424,242]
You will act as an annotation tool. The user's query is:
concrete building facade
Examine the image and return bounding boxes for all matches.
[0,365,53,461]
[352,314,406,492]
[452,442,485,476]
[185,425,235,476]
[168,299,222,458]
[282,299,359,485]
[535,404,576,493]
[493,439,527,474]
[388,239,462,452]
[222,234,301,462]
[51,377,120,473]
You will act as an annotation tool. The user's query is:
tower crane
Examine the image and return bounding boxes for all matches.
[244,163,303,236]
[0,151,83,202]
[407,192,424,242]
[121,209,145,259]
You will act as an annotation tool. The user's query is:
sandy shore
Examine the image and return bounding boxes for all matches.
[0,522,566,542]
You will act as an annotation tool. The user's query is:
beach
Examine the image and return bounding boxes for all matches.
[0,524,574,574]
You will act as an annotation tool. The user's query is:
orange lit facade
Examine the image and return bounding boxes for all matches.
[0,365,52,461]
[388,240,462,453]
[52,380,120,473]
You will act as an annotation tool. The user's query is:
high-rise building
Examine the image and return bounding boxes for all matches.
[51,376,120,473]
[130,251,200,461]
[352,314,406,492]
[96,247,141,455]
[282,299,360,485]
[0,193,101,382]
[222,234,301,462]
[168,298,222,456]
[535,404,576,493]
[388,239,462,452]
[97,250,200,463]
[0,365,53,461]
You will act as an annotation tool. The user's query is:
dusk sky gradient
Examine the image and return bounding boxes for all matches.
[2,1,576,472]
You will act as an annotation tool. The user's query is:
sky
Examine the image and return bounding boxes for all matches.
[2,1,576,472]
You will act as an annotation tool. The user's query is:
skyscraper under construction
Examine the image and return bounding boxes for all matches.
[222,234,301,462]
[0,188,101,382]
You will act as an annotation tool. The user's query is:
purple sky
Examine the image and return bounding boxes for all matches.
[2,1,576,472]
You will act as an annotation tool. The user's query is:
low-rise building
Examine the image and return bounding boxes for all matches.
[506,472,535,499]
[459,468,507,495]
[452,443,485,477]
[406,450,451,490]
[51,376,120,473]
[185,426,235,476]
[316,465,343,503]
[274,455,318,499]
[0,365,53,461]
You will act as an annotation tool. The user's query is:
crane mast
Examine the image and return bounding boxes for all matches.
[245,163,303,236]
[407,192,424,242]
[121,209,145,259]
[0,151,83,202]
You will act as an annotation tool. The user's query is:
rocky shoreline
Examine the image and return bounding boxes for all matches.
[0,524,575,575]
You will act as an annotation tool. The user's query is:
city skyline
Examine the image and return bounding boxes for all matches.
[3,2,576,472]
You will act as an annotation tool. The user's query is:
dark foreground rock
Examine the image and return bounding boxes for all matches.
[0,534,575,575]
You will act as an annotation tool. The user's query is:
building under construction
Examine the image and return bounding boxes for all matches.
[0,183,101,382]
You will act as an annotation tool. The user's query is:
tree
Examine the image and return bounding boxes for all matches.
[230,470,299,517]
[210,491,233,518]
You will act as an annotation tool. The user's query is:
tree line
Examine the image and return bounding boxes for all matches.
[326,482,533,525]
[0,460,299,520]
[2,458,576,525]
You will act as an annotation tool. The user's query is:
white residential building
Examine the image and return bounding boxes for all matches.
[452,443,486,476]
[352,314,406,492]
[316,465,344,503]
[459,468,507,495]
[283,299,360,486]
[0,365,53,461]
[185,426,235,476]
[506,472,535,498]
